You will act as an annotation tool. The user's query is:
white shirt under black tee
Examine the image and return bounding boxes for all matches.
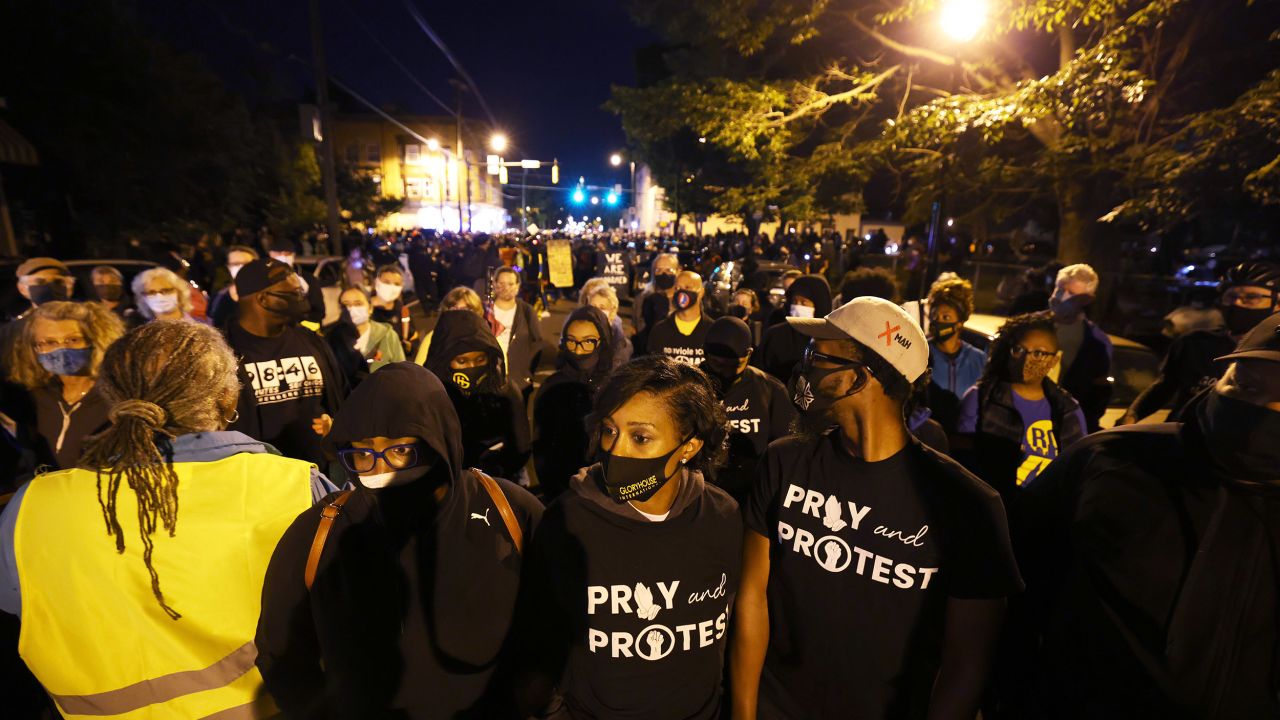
[745,433,1023,719]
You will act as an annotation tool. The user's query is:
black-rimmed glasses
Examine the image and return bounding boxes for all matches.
[337,443,424,473]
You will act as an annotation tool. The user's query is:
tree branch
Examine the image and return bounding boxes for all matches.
[763,65,900,127]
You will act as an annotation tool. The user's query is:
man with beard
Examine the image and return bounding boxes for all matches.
[225,258,346,466]
[731,297,1022,720]
[1120,260,1279,424]
[267,238,326,324]
[490,267,544,397]
[700,316,795,502]
[1005,312,1280,718]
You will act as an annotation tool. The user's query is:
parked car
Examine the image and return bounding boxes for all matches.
[959,313,1168,428]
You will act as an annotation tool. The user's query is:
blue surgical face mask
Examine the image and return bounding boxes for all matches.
[38,347,93,376]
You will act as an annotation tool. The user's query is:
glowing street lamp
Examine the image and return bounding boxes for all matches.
[490,133,508,153]
[609,153,623,167]
[939,0,986,42]
[426,137,441,152]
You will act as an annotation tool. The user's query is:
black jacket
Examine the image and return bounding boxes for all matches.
[491,299,545,392]
[961,378,1086,499]
[255,363,543,719]
[1007,410,1280,719]
[425,311,532,479]
[1058,318,1113,433]
[754,275,832,383]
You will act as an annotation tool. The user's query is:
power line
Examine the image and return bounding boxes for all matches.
[329,76,440,147]
[337,0,455,116]
[399,0,498,127]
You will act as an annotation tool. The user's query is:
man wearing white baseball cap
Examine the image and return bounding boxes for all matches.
[731,296,1023,720]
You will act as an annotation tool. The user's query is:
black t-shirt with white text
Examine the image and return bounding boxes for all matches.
[646,316,711,367]
[226,323,332,465]
[745,433,1023,719]
[717,367,797,500]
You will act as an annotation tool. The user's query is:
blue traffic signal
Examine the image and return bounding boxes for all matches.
[571,188,586,204]
[605,192,619,206]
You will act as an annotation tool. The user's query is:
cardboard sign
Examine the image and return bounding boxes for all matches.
[548,239,574,288]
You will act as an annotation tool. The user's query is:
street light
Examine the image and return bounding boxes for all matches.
[426,137,440,152]
[609,153,623,167]
[939,0,986,42]
[490,133,508,153]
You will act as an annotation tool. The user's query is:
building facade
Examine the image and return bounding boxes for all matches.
[331,113,507,233]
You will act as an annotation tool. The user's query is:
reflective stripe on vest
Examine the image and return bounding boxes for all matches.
[15,452,313,719]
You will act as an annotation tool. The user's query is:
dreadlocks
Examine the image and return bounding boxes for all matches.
[78,321,241,619]
[980,311,1057,386]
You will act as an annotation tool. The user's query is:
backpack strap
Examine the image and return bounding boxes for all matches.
[472,469,523,554]
[304,490,354,590]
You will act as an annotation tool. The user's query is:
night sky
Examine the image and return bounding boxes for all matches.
[136,0,655,193]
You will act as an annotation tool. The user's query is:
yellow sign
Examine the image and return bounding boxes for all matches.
[548,239,573,288]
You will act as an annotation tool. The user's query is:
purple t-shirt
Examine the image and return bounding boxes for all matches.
[957,387,1086,487]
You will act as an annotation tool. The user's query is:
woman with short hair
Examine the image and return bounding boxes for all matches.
[4,300,124,472]
[131,267,198,322]
[516,356,743,719]
[579,278,632,368]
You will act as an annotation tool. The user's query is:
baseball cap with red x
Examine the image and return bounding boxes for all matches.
[786,296,929,382]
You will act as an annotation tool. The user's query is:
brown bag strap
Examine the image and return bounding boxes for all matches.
[304,490,354,590]
[472,469,523,554]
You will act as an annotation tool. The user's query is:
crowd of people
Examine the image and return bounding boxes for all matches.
[0,231,1276,719]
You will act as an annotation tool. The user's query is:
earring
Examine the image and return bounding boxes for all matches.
[680,458,687,465]
[226,409,240,424]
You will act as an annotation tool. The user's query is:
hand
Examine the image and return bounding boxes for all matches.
[646,630,663,657]
[312,413,333,437]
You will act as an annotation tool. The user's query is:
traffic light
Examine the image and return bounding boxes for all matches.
[551,160,559,185]
[605,192,619,206]
[571,188,585,204]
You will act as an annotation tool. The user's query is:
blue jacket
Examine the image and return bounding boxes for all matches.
[929,340,986,397]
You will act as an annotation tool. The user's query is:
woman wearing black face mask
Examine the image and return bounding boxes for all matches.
[256,362,543,719]
[514,356,741,720]
[925,276,985,433]
[531,306,615,500]
[955,311,1087,500]
[424,310,532,481]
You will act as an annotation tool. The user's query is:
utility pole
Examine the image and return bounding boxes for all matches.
[308,0,342,248]
[454,81,465,233]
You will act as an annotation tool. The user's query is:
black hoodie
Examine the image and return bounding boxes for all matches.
[755,275,833,383]
[516,465,743,719]
[531,306,615,500]
[255,362,543,719]
[424,311,532,480]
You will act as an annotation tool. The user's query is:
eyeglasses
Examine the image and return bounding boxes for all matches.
[801,346,877,378]
[1223,287,1275,309]
[33,336,88,353]
[564,337,600,352]
[1010,345,1058,361]
[337,443,424,473]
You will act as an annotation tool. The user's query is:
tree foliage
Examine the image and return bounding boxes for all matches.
[611,0,1280,260]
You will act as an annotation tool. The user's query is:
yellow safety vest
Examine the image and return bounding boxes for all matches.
[14,452,314,719]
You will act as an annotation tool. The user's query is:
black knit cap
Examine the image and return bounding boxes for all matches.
[234,258,294,297]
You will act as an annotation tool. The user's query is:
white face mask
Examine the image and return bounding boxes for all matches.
[789,304,816,319]
[375,281,402,303]
[347,305,370,325]
[270,253,295,267]
[145,294,179,316]
[358,466,429,489]
[227,263,244,279]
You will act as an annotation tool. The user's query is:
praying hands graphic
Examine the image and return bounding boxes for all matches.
[822,496,847,532]
[634,583,661,621]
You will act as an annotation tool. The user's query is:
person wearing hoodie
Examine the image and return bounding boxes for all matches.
[531,306,616,501]
[699,316,796,503]
[754,274,833,383]
[255,362,543,719]
[1003,312,1280,718]
[515,356,742,719]
[425,310,532,481]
